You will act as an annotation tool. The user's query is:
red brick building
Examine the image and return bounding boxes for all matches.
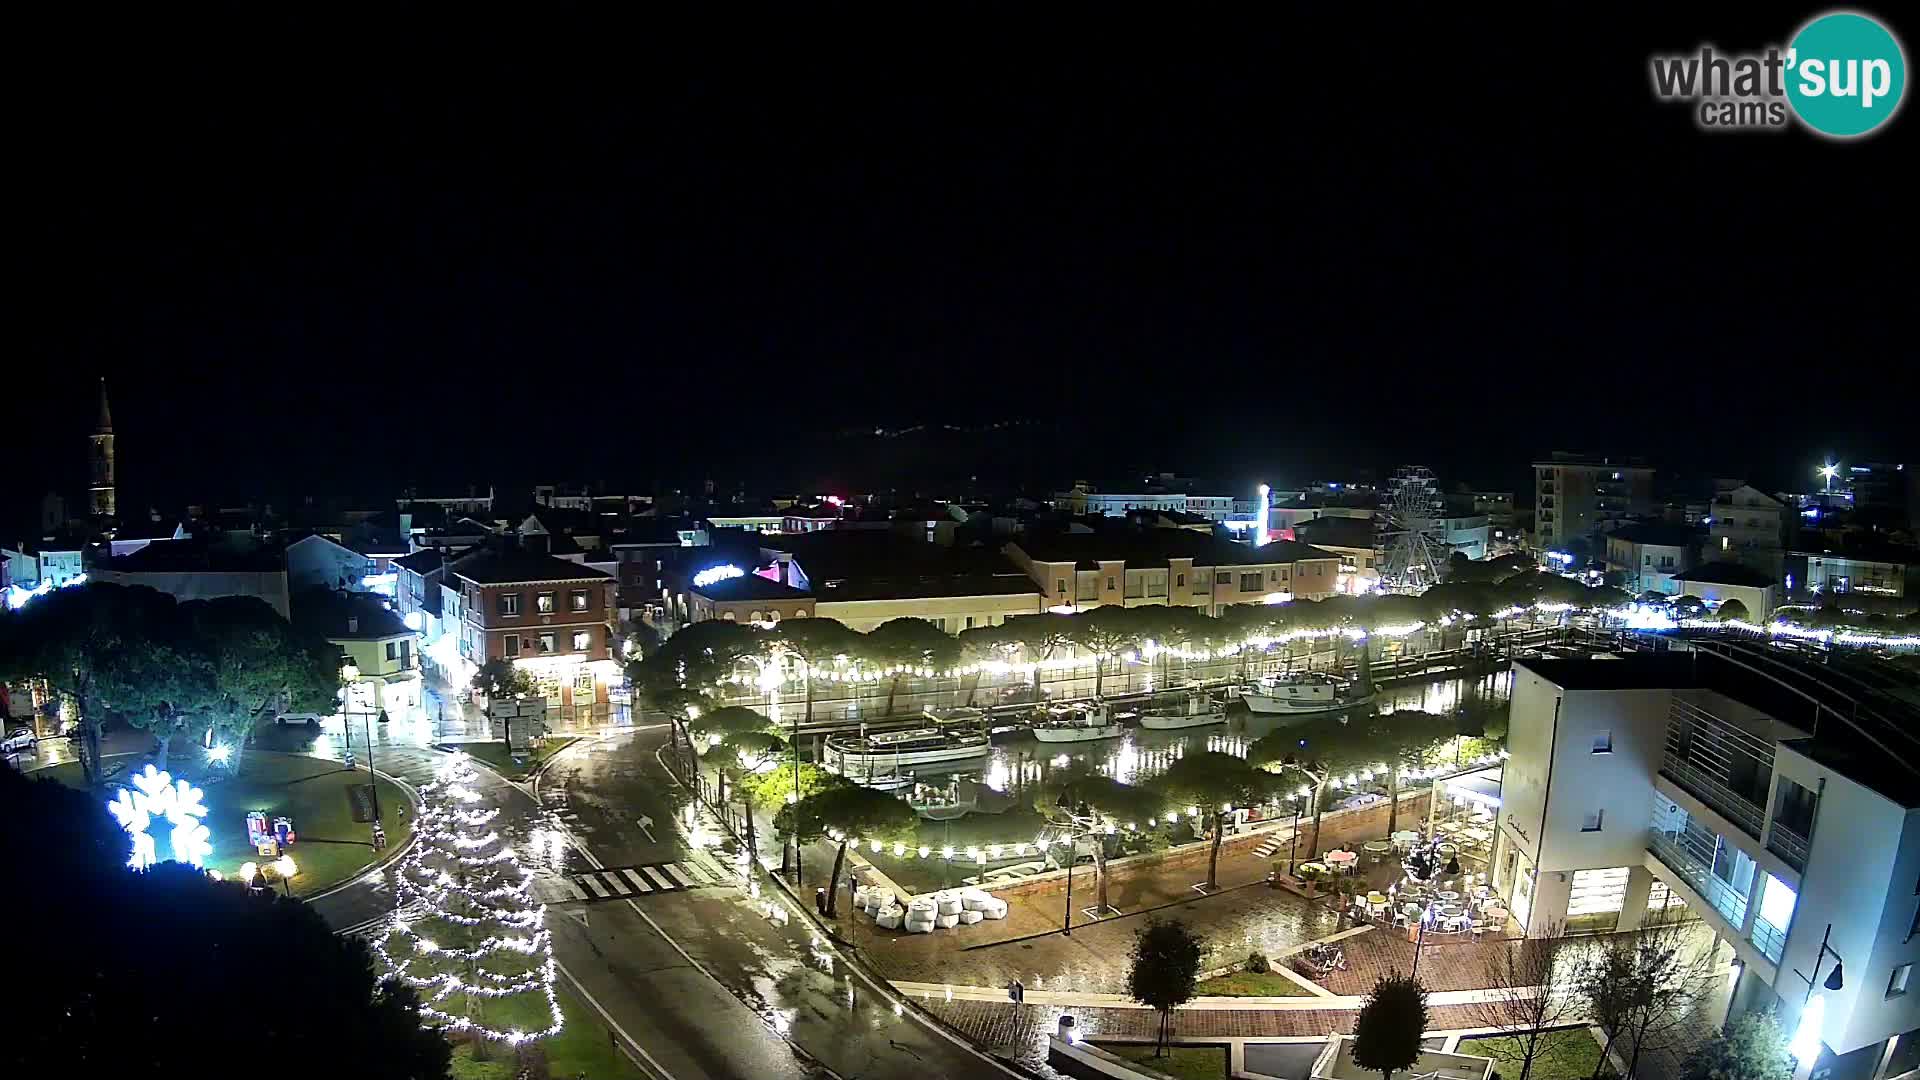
[453,549,617,722]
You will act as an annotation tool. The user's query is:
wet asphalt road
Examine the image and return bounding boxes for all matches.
[306,717,1015,1080]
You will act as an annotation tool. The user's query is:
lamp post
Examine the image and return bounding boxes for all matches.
[1410,902,1436,980]
[1287,795,1305,876]
[1794,923,1846,1004]
[342,663,381,825]
[274,855,298,898]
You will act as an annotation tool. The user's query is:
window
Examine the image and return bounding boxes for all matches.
[536,592,555,614]
[1056,578,1067,594]
[1239,572,1262,592]
[538,632,556,654]
[499,592,520,616]
[571,630,591,652]
[1107,576,1116,590]
[965,616,974,629]
[1175,573,1185,587]
[1892,965,1913,999]
[1581,810,1605,832]
[1592,731,1613,754]
[386,641,399,661]
[504,633,520,658]
[571,590,589,612]
[1215,571,1230,586]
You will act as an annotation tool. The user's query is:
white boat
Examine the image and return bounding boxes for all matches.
[1030,701,1128,743]
[825,715,991,776]
[1140,689,1226,730]
[1237,672,1375,716]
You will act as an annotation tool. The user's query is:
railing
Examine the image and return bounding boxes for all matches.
[1766,822,1810,873]
[1751,918,1788,965]
[1659,761,1766,840]
[1649,832,1750,928]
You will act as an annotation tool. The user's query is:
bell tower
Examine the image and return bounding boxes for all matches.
[89,377,116,520]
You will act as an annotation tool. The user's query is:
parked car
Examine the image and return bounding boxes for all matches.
[274,712,327,727]
[2,727,38,754]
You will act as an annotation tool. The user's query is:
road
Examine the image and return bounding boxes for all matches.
[304,714,1019,1080]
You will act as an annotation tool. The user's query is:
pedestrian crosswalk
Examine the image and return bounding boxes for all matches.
[533,860,730,904]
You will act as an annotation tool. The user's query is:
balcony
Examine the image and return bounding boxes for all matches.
[1649,827,1752,928]
[1766,821,1809,873]
[1660,697,1772,841]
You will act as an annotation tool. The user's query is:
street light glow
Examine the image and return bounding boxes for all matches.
[207,743,232,765]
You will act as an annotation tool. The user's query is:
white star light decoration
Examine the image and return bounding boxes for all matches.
[106,764,214,871]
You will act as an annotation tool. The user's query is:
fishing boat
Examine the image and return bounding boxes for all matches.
[824,712,991,777]
[1235,671,1374,716]
[1030,701,1129,743]
[1139,689,1226,730]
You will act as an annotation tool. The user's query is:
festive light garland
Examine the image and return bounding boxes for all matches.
[372,753,563,1046]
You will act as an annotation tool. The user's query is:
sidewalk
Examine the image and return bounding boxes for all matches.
[828,793,1436,992]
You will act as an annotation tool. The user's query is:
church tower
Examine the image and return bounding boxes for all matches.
[89,377,116,520]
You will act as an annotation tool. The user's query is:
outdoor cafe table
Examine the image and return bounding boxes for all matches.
[1326,850,1360,873]
[1299,862,1330,878]
[1362,840,1394,862]
[1437,890,1461,902]
[1391,830,1420,849]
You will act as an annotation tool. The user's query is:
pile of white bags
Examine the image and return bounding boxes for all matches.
[958,909,984,925]
[903,897,938,934]
[855,884,1005,932]
[876,905,903,930]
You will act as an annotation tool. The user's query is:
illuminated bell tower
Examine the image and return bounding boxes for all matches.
[89,377,116,520]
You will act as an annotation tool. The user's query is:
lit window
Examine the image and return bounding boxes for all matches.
[1891,965,1912,999]
[571,630,591,651]
[537,592,555,614]
[1581,810,1604,832]
[571,590,589,612]
[539,633,556,654]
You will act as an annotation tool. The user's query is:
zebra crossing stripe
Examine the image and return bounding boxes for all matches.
[564,878,589,900]
[639,866,675,890]
[580,874,612,899]
[661,864,696,888]
[682,860,719,884]
[619,869,654,893]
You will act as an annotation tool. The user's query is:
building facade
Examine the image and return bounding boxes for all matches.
[453,549,618,723]
[1532,453,1656,552]
[1604,523,1702,596]
[89,378,115,520]
[1496,648,1920,1080]
[1711,484,1790,582]
[1004,535,1344,613]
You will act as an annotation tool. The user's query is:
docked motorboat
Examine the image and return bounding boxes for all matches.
[1139,689,1226,730]
[1235,671,1374,716]
[1030,701,1129,743]
[825,713,991,777]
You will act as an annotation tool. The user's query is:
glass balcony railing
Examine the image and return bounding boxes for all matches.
[1751,918,1788,965]
[1649,830,1751,928]
[1767,822,1810,873]
[1658,761,1766,840]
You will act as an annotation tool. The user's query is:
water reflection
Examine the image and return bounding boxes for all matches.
[935,669,1511,796]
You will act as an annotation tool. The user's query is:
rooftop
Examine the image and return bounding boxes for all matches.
[814,574,1041,603]
[1011,530,1340,570]
[105,540,285,573]
[1607,522,1704,548]
[1671,561,1776,588]
[291,590,412,641]
[452,549,612,585]
[392,549,445,575]
[693,573,812,603]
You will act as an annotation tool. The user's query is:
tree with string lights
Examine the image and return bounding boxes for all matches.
[371,752,560,1060]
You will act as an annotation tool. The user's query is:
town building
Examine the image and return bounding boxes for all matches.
[286,534,380,593]
[683,572,816,626]
[1407,512,1492,562]
[1,540,87,590]
[1604,522,1703,596]
[399,485,496,518]
[1054,483,1237,521]
[1532,452,1656,552]
[1671,561,1779,620]
[1496,646,1920,1080]
[452,548,617,723]
[292,590,422,719]
[1292,516,1383,588]
[1711,484,1792,583]
[1004,531,1344,613]
[1789,540,1920,601]
[753,531,1043,633]
[91,540,292,618]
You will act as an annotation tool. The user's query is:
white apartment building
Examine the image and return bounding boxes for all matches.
[1055,486,1237,521]
[1497,645,1920,1080]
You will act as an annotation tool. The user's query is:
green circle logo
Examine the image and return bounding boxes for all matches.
[1786,11,1907,137]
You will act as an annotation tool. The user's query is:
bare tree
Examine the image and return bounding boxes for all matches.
[1579,910,1723,1079]
[1462,921,1589,1080]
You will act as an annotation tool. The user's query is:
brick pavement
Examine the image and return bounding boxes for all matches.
[829,793,1456,992]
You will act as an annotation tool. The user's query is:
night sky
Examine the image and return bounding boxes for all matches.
[7,5,1911,519]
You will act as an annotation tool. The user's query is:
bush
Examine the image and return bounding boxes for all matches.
[1244,951,1271,974]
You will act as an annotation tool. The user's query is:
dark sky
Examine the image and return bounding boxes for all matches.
[7,5,1912,517]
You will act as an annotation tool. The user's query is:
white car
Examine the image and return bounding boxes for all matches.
[1,728,38,754]
[275,712,327,727]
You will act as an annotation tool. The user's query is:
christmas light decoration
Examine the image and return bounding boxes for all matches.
[372,753,562,1046]
[106,764,212,870]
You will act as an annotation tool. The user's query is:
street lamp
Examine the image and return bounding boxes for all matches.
[1818,463,1839,493]
[1410,902,1437,980]
[274,855,298,898]
[341,662,381,825]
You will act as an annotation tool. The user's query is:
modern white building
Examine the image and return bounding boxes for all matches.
[1497,645,1920,1080]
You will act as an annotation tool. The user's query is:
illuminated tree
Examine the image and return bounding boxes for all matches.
[780,781,918,916]
[1128,918,1204,1054]
[1068,606,1144,698]
[864,617,959,716]
[373,753,560,1057]
[1037,765,1167,913]
[1717,598,1751,623]
[1155,752,1280,890]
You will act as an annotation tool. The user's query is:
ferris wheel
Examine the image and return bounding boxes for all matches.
[1375,465,1450,593]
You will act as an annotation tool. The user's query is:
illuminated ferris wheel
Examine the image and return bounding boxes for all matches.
[1375,465,1450,593]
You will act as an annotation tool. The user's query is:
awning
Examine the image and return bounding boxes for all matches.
[1443,766,1503,809]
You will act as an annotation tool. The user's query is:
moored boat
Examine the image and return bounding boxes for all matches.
[1235,671,1374,716]
[1139,689,1226,730]
[825,714,991,776]
[1030,701,1129,743]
